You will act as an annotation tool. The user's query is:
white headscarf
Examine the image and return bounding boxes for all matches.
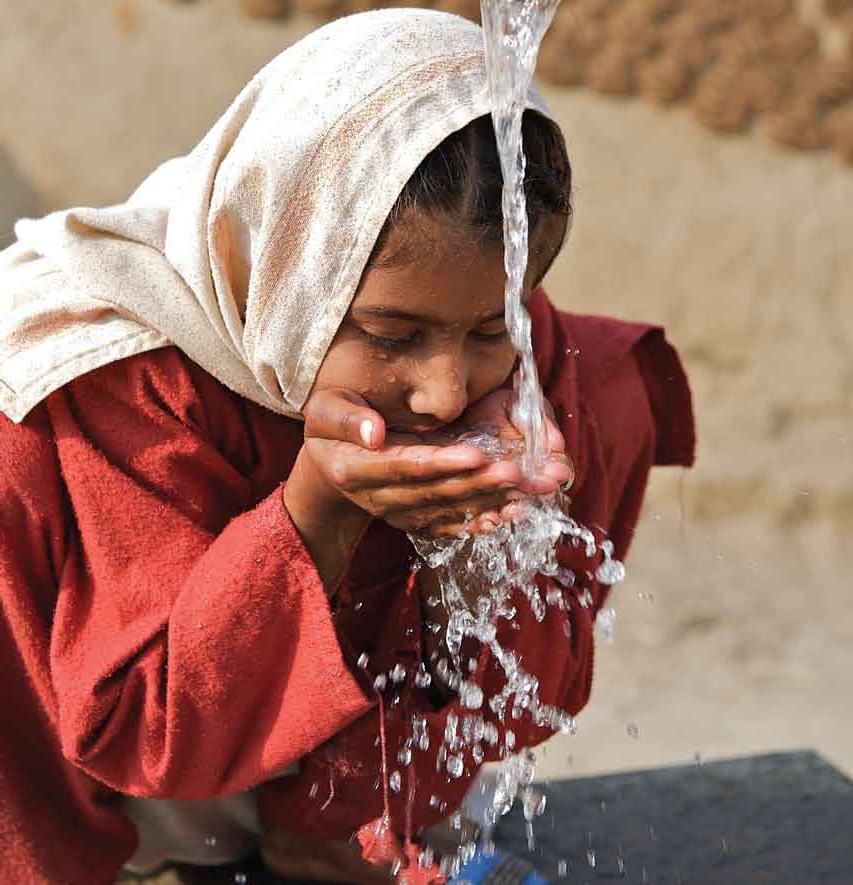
[0,9,550,423]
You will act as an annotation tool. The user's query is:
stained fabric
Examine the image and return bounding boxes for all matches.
[0,9,550,425]
[0,288,694,882]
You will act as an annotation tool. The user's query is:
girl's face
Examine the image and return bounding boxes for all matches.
[312,214,559,433]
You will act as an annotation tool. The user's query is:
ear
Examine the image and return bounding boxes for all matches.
[211,210,251,321]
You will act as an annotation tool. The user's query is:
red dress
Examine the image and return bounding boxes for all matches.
[0,290,694,883]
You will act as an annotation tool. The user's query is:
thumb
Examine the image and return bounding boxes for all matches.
[303,388,386,449]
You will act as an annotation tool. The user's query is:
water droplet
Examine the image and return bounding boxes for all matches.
[373,674,387,691]
[204,835,217,847]
[596,606,616,642]
[389,663,406,683]
[596,557,626,586]
[414,667,432,688]
[626,722,639,739]
[546,585,566,609]
[389,770,402,793]
[557,859,568,877]
[234,874,247,884]
[472,744,485,764]
[586,848,596,868]
[447,755,464,778]
[398,747,412,767]
[357,653,369,669]
[429,794,440,808]
[694,751,704,766]
[505,730,516,749]
[354,601,363,611]
[617,856,626,874]
[460,682,484,710]
[309,782,319,799]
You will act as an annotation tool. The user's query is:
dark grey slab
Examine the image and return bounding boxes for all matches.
[493,751,853,884]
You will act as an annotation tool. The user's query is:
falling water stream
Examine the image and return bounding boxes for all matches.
[400,0,627,879]
[480,0,558,476]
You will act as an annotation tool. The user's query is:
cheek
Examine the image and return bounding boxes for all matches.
[313,338,407,409]
[468,343,516,400]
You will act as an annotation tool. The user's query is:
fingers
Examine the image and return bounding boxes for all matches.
[367,461,522,511]
[303,387,386,449]
[391,489,521,537]
[306,437,487,489]
[545,413,566,454]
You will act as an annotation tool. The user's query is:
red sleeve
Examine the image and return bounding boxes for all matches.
[42,348,374,800]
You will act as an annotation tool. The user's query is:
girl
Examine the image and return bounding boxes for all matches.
[0,9,694,883]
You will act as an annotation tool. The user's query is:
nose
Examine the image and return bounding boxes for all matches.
[407,350,469,426]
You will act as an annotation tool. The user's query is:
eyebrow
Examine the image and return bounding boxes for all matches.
[353,306,506,324]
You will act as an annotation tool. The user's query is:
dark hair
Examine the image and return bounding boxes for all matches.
[368,111,572,279]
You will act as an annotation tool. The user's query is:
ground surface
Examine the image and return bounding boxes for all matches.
[1,0,851,789]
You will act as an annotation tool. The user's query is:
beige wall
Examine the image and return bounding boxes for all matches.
[2,0,851,777]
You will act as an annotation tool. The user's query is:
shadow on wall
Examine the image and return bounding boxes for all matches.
[0,145,42,248]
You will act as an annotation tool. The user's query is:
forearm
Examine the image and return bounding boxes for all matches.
[281,448,373,595]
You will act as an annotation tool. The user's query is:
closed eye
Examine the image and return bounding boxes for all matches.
[361,330,420,352]
[471,329,508,343]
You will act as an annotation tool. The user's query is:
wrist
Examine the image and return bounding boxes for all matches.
[283,448,367,529]
[282,449,371,594]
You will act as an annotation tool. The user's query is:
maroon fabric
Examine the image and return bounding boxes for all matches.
[0,290,693,883]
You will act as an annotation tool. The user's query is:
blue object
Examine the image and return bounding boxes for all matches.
[450,846,549,884]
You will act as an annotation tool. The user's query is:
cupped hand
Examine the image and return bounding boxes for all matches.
[295,387,571,538]
[295,388,517,538]
[440,387,573,532]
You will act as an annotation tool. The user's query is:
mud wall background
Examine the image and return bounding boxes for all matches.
[1,0,850,779]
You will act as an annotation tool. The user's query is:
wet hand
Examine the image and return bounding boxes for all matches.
[294,388,535,538]
[443,388,573,532]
